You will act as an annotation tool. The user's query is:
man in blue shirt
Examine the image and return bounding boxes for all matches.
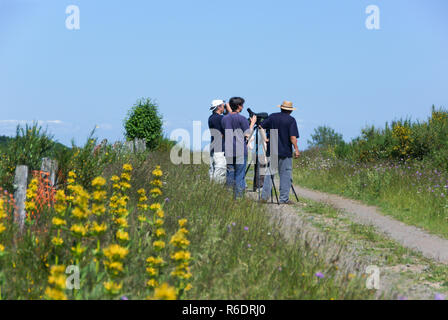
[259,101,300,204]
[222,97,257,198]
[208,99,231,183]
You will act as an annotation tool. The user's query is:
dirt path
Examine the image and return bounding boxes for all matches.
[292,186,448,264]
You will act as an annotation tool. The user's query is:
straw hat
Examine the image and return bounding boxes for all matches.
[278,101,296,111]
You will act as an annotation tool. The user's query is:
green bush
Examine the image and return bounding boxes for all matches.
[308,126,344,148]
[124,98,163,150]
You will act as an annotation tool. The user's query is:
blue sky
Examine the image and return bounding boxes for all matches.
[1,0,447,149]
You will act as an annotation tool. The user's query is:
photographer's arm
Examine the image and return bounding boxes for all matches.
[245,115,257,137]
[290,136,300,158]
[225,102,232,114]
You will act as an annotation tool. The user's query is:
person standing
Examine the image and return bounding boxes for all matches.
[259,101,300,204]
[222,97,257,198]
[208,99,231,183]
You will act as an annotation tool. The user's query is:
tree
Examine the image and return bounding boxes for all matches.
[308,126,344,148]
[124,98,163,150]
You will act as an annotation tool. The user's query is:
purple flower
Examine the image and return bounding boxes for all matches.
[120,296,129,300]
[164,197,170,202]
[232,222,236,226]
[244,226,249,231]
[315,272,324,279]
[435,293,445,300]
[247,244,251,248]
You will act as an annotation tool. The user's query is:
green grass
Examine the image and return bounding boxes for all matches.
[293,196,448,297]
[293,154,448,239]
[0,149,374,300]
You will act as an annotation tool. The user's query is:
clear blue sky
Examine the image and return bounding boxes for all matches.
[1,0,447,149]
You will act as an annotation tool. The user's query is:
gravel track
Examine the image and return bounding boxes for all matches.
[293,186,448,264]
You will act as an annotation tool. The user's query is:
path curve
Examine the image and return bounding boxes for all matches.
[293,185,448,264]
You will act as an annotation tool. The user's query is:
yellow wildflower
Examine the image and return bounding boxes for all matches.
[150,203,161,211]
[116,229,130,242]
[151,179,163,187]
[150,188,162,196]
[146,267,158,276]
[103,244,129,260]
[152,168,163,177]
[155,228,166,237]
[45,287,67,300]
[115,217,129,228]
[52,217,67,227]
[122,164,133,172]
[70,224,88,237]
[147,279,159,288]
[51,237,64,246]
[91,176,106,187]
[71,245,86,256]
[151,283,176,300]
[153,240,165,251]
[91,221,107,235]
[103,281,122,294]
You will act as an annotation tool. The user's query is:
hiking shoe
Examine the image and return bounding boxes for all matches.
[279,200,294,205]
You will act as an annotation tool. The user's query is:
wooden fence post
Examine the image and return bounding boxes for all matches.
[124,141,134,153]
[41,158,58,187]
[13,165,28,230]
[134,138,146,153]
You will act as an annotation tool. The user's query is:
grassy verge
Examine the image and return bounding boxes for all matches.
[0,150,374,299]
[294,196,448,299]
[293,154,448,238]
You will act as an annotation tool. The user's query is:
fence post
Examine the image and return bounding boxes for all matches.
[134,138,146,153]
[13,165,28,230]
[124,141,134,153]
[41,158,58,187]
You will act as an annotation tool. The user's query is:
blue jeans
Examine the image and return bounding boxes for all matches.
[261,157,292,203]
[226,155,247,199]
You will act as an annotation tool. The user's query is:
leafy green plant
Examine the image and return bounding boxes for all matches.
[124,98,163,150]
[308,126,344,148]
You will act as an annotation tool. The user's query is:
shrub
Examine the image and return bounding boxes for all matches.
[124,98,163,150]
[308,126,344,148]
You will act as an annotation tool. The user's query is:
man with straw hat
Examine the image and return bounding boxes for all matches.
[259,100,300,204]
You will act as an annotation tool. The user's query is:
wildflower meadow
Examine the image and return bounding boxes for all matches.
[0,120,374,300]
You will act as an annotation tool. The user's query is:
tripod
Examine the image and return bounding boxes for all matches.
[245,126,299,204]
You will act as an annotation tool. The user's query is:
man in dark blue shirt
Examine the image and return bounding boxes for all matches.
[222,97,257,198]
[259,101,300,204]
[208,99,231,183]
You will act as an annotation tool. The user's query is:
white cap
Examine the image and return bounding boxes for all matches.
[210,99,225,111]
